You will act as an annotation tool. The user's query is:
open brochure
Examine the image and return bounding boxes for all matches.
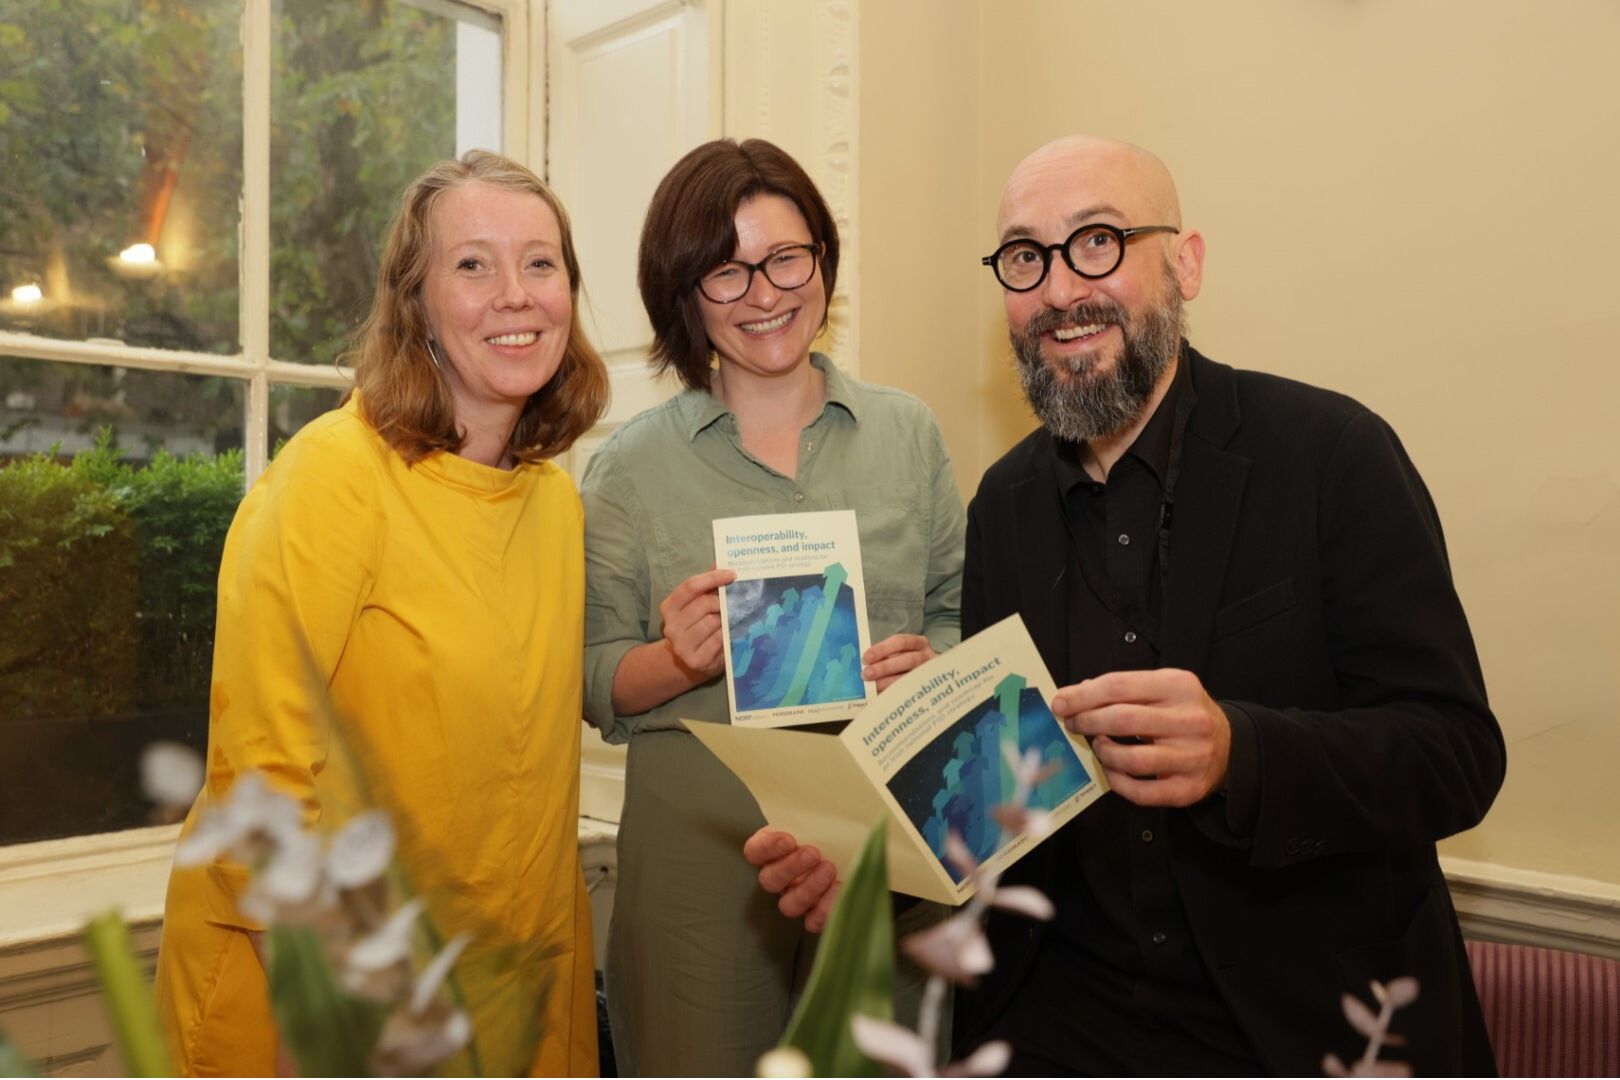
[685,614,1108,904]
[713,510,875,728]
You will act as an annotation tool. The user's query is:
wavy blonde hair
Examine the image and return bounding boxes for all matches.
[344,150,608,463]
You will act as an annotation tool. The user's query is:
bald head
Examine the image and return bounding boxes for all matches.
[997,135,1183,244]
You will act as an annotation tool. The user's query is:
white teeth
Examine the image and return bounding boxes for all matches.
[740,311,793,334]
[487,332,538,346]
[1053,323,1107,342]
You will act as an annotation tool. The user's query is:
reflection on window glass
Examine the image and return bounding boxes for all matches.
[0,359,248,845]
[269,382,346,457]
[271,0,500,365]
[0,1,243,353]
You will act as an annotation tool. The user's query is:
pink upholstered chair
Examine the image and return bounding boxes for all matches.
[1466,938,1620,1076]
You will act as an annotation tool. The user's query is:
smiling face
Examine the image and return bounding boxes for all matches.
[419,180,572,431]
[696,193,827,383]
[995,136,1204,440]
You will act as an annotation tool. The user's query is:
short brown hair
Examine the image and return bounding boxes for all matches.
[638,139,840,390]
[345,150,609,463]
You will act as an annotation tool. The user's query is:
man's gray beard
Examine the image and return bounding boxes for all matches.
[1011,270,1185,445]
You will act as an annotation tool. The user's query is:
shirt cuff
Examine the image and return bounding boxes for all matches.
[583,639,641,744]
[1221,701,1260,836]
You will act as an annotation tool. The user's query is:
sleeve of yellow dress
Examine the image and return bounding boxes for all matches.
[200,416,383,929]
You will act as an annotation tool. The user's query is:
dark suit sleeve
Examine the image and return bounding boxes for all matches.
[1233,410,1505,868]
[962,493,991,640]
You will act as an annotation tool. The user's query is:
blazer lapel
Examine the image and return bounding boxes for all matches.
[1162,352,1250,672]
[1007,438,1075,685]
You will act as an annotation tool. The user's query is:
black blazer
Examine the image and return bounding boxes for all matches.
[956,348,1505,1075]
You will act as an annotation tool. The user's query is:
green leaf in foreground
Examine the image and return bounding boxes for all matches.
[0,1029,37,1078]
[266,925,388,1077]
[82,912,173,1077]
[779,819,895,1077]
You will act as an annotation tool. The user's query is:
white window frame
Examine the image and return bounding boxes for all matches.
[0,0,542,948]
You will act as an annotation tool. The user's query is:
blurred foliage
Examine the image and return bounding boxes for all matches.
[0,446,141,720]
[0,0,243,352]
[0,433,242,721]
[270,0,457,365]
[267,925,389,1078]
[0,1027,37,1077]
[84,911,175,1077]
[0,0,457,367]
[780,821,894,1077]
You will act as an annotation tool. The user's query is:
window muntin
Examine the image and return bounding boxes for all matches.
[0,0,509,849]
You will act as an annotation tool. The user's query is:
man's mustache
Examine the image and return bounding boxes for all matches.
[1023,299,1128,339]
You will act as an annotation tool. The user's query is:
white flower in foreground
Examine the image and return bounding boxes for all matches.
[851,1014,1013,1078]
[173,771,302,867]
[139,742,205,809]
[852,1015,931,1077]
[370,933,474,1076]
[326,810,395,889]
[989,804,1055,840]
[943,830,980,881]
[756,1046,813,1077]
[1000,742,1061,802]
[409,933,472,1015]
[988,885,1054,922]
[1323,977,1420,1078]
[240,830,336,926]
[371,1004,471,1077]
[346,898,424,977]
[901,910,994,985]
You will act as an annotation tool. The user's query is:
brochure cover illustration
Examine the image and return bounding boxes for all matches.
[713,510,874,728]
[684,615,1108,904]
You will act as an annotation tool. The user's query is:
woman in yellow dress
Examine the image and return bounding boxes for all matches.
[152,150,608,1077]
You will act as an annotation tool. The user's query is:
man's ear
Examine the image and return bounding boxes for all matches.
[1175,229,1206,301]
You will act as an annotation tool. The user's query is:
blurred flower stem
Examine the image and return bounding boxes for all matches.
[83,912,173,1078]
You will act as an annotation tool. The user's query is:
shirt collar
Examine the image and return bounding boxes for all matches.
[678,352,857,441]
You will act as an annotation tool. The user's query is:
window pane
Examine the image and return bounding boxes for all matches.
[270,0,501,366]
[0,358,247,846]
[269,382,346,457]
[0,1,243,353]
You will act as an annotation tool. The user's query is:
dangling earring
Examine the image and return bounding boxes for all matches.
[426,340,445,371]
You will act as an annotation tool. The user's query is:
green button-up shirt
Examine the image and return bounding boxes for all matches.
[581,355,966,742]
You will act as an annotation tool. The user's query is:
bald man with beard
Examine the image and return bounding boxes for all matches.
[749,136,1504,1075]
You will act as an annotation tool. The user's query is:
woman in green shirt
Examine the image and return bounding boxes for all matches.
[581,137,965,1077]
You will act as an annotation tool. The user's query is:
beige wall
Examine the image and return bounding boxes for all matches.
[857,0,984,494]
[860,0,1620,883]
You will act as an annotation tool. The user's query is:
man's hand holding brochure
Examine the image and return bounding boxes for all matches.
[686,614,1108,907]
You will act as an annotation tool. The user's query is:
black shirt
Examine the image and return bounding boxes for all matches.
[988,354,1266,1076]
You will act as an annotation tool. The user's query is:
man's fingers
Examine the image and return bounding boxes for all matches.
[1065,702,1155,739]
[804,879,842,934]
[757,846,825,894]
[1055,668,1199,714]
[1102,767,1203,809]
[743,827,797,866]
[779,860,838,921]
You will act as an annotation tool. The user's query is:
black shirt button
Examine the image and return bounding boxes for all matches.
[1124,631,1138,644]
[1151,931,1167,946]
[1141,829,1154,842]
[1117,533,1131,546]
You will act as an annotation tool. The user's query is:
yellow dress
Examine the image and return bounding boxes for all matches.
[153,399,597,1077]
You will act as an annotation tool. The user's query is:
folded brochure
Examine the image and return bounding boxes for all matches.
[685,614,1108,904]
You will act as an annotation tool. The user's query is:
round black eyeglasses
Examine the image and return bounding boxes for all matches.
[698,243,821,304]
[981,223,1179,292]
